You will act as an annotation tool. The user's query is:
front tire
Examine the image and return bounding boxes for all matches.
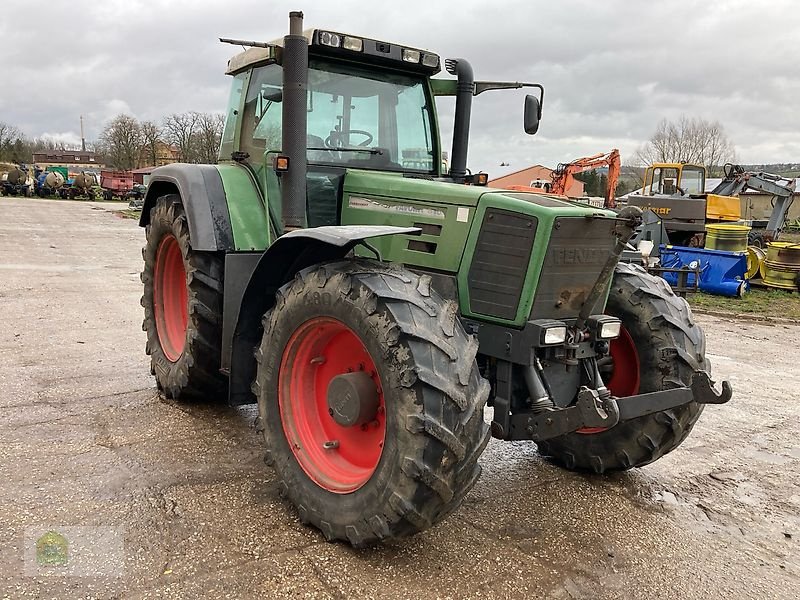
[537,262,707,473]
[141,194,226,401]
[255,260,491,546]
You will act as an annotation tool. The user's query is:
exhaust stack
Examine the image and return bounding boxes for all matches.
[280,11,308,230]
[446,58,474,181]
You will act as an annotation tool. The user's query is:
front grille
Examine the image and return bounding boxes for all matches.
[467,209,537,320]
[531,216,617,319]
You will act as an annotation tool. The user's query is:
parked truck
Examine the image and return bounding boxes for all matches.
[137,12,731,546]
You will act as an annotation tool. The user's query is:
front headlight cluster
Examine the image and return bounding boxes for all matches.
[587,316,622,340]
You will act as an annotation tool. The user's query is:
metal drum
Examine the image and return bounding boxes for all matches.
[763,242,800,291]
[705,224,751,253]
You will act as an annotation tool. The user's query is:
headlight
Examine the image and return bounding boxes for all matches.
[421,53,439,68]
[586,316,622,340]
[543,326,567,345]
[599,320,621,340]
[529,319,568,346]
[402,48,421,63]
[318,31,341,48]
[343,36,363,52]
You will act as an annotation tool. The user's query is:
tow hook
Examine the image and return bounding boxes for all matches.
[575,386,620,428]
[690,371,733,404]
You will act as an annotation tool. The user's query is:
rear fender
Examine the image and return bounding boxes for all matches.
[225,225,419,405]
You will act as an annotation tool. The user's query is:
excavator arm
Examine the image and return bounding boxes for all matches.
[551,149,621,208]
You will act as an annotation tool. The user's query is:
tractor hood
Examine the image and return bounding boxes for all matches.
[343,169,487,206]
[342,169,613,218]
[340,169,616,302]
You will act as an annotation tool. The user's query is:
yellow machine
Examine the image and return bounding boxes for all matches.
[630,162,796,247]
[641,162,740,221]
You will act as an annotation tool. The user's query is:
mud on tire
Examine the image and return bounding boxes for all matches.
[141,194,226,401]
[537,262,707,473]
[254,260,491,546]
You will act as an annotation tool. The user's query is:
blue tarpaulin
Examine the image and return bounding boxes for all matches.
[659,245,748,297]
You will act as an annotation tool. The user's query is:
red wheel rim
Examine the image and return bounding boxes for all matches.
[578,325,640,434]
[153,234,188,362]
[278,317,386,493]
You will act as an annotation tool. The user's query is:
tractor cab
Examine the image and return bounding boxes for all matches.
[221,30,446,230]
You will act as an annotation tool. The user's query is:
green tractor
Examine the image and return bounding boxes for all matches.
[138,12,731,546]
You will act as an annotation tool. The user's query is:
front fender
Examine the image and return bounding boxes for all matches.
[225,225,419,405]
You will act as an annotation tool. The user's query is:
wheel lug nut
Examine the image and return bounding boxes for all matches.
[310,356,326,365]
[322,440,339,450]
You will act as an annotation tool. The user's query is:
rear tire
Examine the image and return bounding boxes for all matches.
[537,262,707,473]
[141,194,226,401]
[255,260,491,546]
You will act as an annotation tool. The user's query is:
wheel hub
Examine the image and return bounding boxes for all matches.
[278,317,386,493]
[153,234,188,362]
[327,372,379,427]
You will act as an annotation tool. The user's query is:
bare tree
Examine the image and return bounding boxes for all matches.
[635,116,736,175]
[139,120,162,167]
[100,114,143,170]
[191,113,225,164]
[163,112,201,162]
[0,122,24,163]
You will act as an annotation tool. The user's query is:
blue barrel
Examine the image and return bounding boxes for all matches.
[659,245,748,297]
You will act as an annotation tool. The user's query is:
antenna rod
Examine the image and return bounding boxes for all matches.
[219,37,274,48]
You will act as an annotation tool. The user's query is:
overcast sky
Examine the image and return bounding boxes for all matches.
[2,0,798,176]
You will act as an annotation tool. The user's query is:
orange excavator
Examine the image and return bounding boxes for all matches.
[508,148,621,208]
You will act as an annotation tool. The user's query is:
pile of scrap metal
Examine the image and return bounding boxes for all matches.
[621,211,747,297]
[620,163,798,296]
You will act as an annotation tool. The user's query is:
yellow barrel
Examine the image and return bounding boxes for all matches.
[763,242,800,290]
[746,245,766,279]
[705,224,751,253]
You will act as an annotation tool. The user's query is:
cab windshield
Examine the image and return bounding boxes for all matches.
[243,60,436,173]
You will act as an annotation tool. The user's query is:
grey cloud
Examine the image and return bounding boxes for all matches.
[1,0,797,172]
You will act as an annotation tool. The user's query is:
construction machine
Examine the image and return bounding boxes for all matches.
[137,12,731,546]
[626,162,795,246]
[508,149,621,208]
[710,163,796,247]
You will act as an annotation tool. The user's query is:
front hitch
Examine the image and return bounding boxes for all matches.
[506,370,732,441]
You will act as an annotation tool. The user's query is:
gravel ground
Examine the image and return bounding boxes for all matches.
[1,197,798,599]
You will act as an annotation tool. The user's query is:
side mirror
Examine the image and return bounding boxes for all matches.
[524,94,541,135]
[261,86,283,102]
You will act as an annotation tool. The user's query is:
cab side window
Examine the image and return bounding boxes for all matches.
[241,64,283,162]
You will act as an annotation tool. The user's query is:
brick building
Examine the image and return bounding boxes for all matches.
[488,164,585,197]
[32,150,104,170]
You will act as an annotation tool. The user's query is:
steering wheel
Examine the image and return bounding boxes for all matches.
[325,129,374,148]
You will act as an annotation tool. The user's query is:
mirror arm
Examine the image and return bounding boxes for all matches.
[473,81,544,117]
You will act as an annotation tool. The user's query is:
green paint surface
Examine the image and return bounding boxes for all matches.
[340,170,487,270]
[216,163,271,250]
